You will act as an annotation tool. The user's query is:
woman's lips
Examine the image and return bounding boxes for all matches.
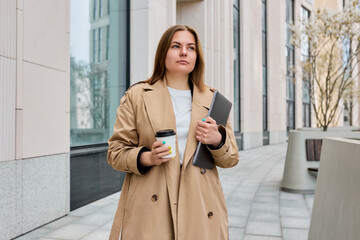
[177,60,189,64]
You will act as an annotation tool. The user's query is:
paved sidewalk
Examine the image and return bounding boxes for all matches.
[16,143,314,240]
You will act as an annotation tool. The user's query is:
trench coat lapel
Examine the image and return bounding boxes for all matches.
[141,80,176,134]
[182,84,212,170]
[142,79,181,234]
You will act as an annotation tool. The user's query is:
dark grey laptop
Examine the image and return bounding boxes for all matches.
[192,91,232,169]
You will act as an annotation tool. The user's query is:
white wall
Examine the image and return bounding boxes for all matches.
[0,0,70,238]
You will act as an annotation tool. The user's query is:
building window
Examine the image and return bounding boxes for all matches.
[286,0,295,133]
[98,27,102,62]
[99,0,103,18]
[262,0,269,145]
[106,25,110,61]
[92,29,97,62]
[301,6,311,127]
[342,26,352,126]
[233,0,241,133]
[70,0,129,146]
[93,0,97,20]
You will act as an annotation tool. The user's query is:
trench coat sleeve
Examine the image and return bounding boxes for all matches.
[107,90,145,176]
[207,118,239,168]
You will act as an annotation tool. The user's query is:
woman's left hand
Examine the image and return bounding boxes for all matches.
[195,116,222,148]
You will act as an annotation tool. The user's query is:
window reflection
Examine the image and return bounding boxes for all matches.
[70,0,128,146]
[286,0,295,132]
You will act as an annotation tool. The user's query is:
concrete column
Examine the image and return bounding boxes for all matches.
[240,0,263,149]
[267,0,287,144]
[130,0,176,84]
[177,0,233,101]
[0,0,70,238]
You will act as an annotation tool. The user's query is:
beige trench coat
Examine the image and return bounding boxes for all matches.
[107,79,239,240]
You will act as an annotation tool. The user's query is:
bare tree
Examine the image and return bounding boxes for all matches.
[291,0,360,131]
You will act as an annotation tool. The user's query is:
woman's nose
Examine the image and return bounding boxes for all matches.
[179,47,187,56]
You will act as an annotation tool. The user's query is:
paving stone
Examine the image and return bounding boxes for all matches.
[97,203,118,214]
[38,238,64,240]
[234,186,258,194]
[79,229,111,240]
[280,207,310,218]
[231,192,257,200]
[15,227,52,240]
[229,227,245,240]
[246,221,281,237]
[68,205,102,217]
[280,192,304,200]
[253,196,279,204]
[43,224,98,240]
[100,220,114,230]
[280,217,310,229]
[248,211,280,222]
[75,212,113,226]
[43,215,80,230]
[251,203,279,213]
[228,215,248,228]
[244,235,282,240]
[280,199,307,208]
[256,191,279,197]
[282,228,309,240]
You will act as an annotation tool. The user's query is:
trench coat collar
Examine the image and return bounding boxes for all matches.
[140,78,212,142]
[140,79,176,135]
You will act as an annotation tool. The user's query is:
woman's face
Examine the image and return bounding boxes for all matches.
[165,30,197,76]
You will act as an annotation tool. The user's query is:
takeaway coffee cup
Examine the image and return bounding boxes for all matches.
[155,129,176,158]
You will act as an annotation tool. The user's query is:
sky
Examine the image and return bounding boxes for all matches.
[70,0,90,63]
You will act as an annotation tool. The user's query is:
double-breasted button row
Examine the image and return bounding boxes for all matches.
[200,168,206,175]
[151,194,158,202]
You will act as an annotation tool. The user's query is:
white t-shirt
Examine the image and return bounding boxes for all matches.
[167,87,192,165]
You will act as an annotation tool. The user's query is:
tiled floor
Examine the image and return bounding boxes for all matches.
[15,143,314,240]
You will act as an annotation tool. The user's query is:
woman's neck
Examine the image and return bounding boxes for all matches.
[165,73,190,90]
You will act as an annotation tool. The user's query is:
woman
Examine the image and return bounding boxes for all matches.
[107,25,239,240]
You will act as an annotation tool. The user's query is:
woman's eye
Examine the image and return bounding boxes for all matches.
[172,45,180,49]
[188,47,195,51]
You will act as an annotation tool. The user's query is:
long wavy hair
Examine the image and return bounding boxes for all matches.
[146,25,205,91]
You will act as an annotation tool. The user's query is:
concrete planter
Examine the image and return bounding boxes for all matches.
[281,127,360,193]
[308,138,360,240]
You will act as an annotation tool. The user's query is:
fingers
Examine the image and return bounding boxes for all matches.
[154,157,172,165]
[205,116,216,124]
[151,141,173,165]
[196,117,220,145]
[152,141,165,149]
[200,116,216,124]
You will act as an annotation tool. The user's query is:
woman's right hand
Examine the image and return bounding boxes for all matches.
[140,141,172,167]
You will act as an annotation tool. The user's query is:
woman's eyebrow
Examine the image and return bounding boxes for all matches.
[171,41,196,46]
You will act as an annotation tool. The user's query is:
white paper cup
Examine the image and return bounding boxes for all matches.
[155,129,176,158]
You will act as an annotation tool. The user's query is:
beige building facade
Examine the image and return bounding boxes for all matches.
[0,0,359,238]
[0,0,70,238]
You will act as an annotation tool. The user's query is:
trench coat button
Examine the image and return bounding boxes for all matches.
[151,194,158,202]
[208,211,214,219]
[200,168,206,175]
